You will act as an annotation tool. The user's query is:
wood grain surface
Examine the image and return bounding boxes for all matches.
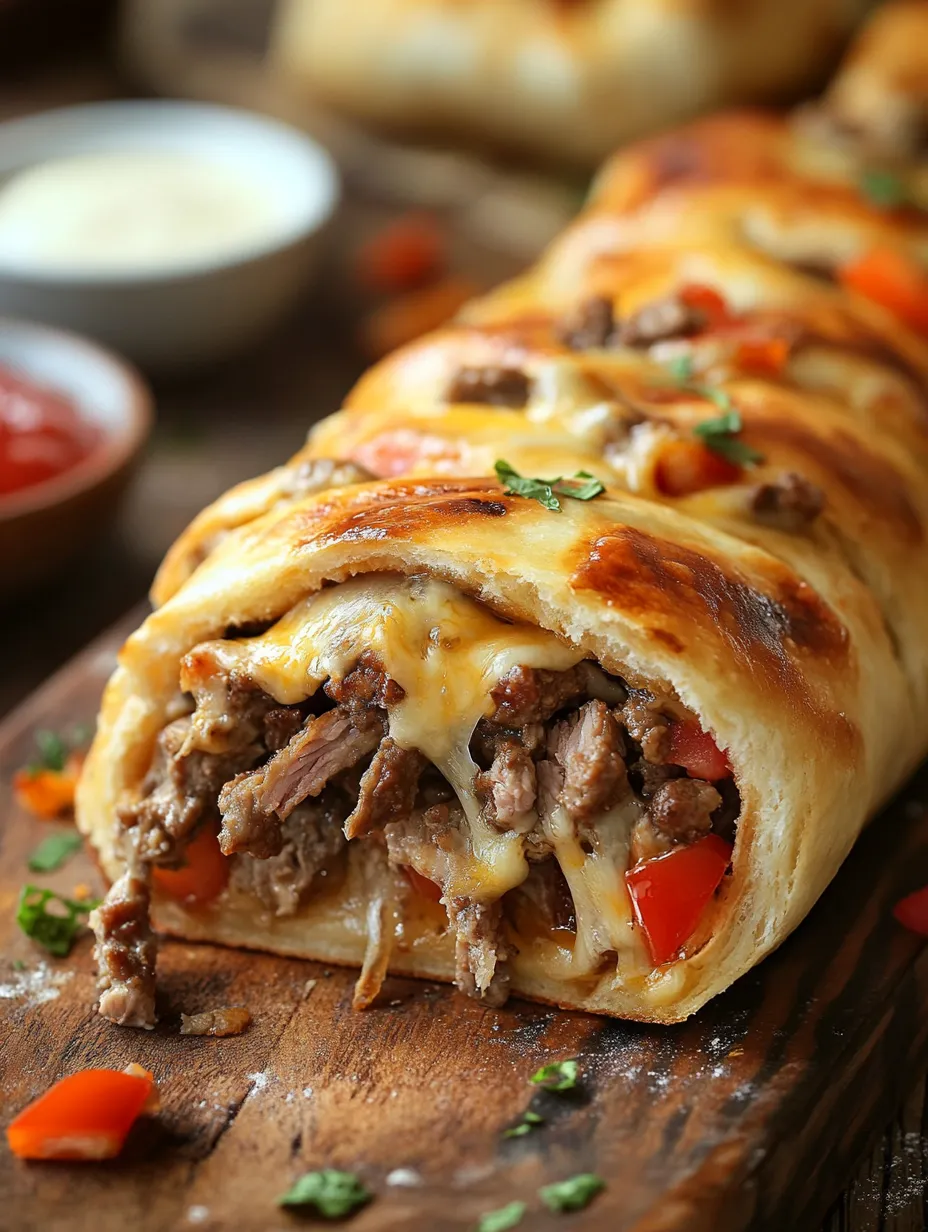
[2,618,928,1232]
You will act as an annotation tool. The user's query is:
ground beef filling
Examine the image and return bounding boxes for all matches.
[95,658,738,1025]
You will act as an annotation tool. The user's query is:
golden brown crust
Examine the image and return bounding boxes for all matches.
[82,16,928,1021]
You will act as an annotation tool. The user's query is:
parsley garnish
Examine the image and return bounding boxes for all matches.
[27,729,68,776]
[538,1173,605,1213]
[692,410,764,465]
[478,1201,526,1231]
[502,1110,544,1138]
[15,885,98,957]
[495,460,605,512]
[666,353,695,384]
[530,1058,579,1092]
[859,168,908,210]
[277,1170,371,1218]
[28,832,84,873]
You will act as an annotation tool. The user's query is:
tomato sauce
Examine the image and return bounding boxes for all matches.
[0,365,98,498]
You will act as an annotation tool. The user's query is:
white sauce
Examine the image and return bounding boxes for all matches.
[0,152,282,273]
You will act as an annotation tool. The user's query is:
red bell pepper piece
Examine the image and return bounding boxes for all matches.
[679,283,730,328]
[893,885,928,936]
[839,248,928,337]
[654,439,742,497]
[7,1068,155,1160]
[734,337,791,376]
[152,824,228,906]
[356,211,446,293]
[626,834,733,966]
[668,721,732,780]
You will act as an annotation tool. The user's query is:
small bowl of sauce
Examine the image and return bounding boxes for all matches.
[0,318,152,595]
[0,102,340,370]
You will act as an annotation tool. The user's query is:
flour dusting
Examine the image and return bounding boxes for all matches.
[0,962,72,1005]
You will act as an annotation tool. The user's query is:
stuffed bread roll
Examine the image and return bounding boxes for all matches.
[78,467,918,1028]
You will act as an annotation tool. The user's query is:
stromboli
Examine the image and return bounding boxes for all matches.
[78,7,928,1026]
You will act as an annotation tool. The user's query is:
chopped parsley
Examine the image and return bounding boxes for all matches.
[538,1173,605,1213]
[530,1058,579,1092]
[502,1110,544,1138]
[692,410,764,465]
[28,832,84,873]
[277,1170,371,1218]
[28,730,68,775]
[859,168,909,210]
[495,460,605,513]
[664,357,763,463]
[478,1201,526,1231]
[15,885,98,957]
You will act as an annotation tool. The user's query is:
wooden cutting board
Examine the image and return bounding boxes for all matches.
[2,614,928,1232]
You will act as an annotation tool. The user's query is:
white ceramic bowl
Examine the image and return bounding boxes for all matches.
[0,101,340,370]
[0,318,152,596]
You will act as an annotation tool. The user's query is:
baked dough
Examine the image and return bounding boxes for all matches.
[79,7,928,1024]
[270,0,869,164]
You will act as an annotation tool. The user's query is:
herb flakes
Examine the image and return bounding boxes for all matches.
[692,410,764,465]
[495,460,605,512]
[502,1110,544,1138]
[530,1058,579,1092]
[478,1201,527,1231]
[538,1173,605,1213]
[28,832,84,873]
[859,168,908,210]
[15,885,98,957]
[277,1170,371,1219]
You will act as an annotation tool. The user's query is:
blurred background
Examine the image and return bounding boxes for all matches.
[0,0,873,713]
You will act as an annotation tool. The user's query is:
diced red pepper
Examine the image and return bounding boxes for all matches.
[403,866,443,903]
[13,753,84,819]
[356,212,446,293]
[654,439,742,497]
[734,337,791,376]
[351,427,462,479]
[7,1068,155,1160]
[626,834,733,966]
[839,248,928,337]
[152,824,228,906]
[893,885,928,936]
[668,721,732,780]
[679,283,730,328]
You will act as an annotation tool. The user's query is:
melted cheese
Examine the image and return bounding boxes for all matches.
[205,574,584,898]
[186,573,655,978]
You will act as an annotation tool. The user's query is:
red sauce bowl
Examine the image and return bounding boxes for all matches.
[0,319,152,595]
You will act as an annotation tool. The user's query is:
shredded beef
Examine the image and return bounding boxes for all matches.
[120,717,261,863]
[620,691,673,763]
[750,471,825,532]
[324,652,406,714]
[91,873,157,1029]
[477,739,537,829]
[556,295,618,351]
[621,293,708,347]
[489,664,588,727]
[345,738,426,839]
[649,778,721,843]
[559,701,629,823]
[263,707,305,752]
[447,897,511,1007]
[445,365,532,408]
[232,801,347,916]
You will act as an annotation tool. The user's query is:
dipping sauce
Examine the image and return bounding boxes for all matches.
[0,152,281,274]
[0,366,98,496]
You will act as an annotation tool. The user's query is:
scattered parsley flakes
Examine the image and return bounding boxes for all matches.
[15,885,98,957]
[277,1170,371,1218]
[502,1110,544,1138]
[530,1058,579,1092]
[13,959,25,971]
[28,832,84,873]
[28,730,68,775]
[478,1201,526,1231]
[495,460,605,513]
[692,410,764,465]
[859,168,908,210]
[538,1173,605,1213]
[666,353,695,383]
